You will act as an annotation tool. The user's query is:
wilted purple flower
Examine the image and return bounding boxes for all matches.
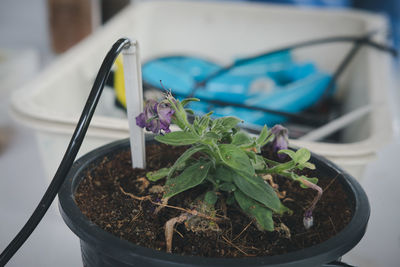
[300,178,323,230]
[157,102,175,133]
[271,124,289,159]
[136,99,175,134]
[303,210,314,230]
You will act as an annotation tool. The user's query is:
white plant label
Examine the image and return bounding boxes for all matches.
[122,40,146,169]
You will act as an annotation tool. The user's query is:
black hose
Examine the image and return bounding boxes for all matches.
[181,33,396,125]
[193,34,397,88]
[0,38,131,266]
[317,34,372,105]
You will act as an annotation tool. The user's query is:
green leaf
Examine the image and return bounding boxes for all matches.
[204,132,221,140]
[185,108,195,115]
[155,131,200,146]
[167,145,206,178]
[219,144,254,176]
[197,116,211,134]
[234,190,274,231]
[181,98,200,107]
[164,161,212,198]
[205,111,214,117]
[199,115,211,127]
[231,132,253,146]
[278,149,296,159]
[263,158,279,167]
[213,116,242,132]
[256,125,272,147]
[299,162,316,170]
[267,160,297,173]
[226,194,235,205]
[245,150,257,161]
[219,182,236,192]
[277,203,293,215]
[146,167,170,182]
[232,170,281,212]
[279,148,311,165]
[252,155,266,171]
[294,148,311,165]
[214,165,234,183]
[204,191,218,205]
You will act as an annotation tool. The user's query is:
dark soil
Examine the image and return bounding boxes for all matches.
[75,143,353,258]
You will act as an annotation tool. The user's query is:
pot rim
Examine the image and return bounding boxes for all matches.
[58,138,370,267]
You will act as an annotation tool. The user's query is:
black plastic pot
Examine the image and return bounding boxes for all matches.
[58,138,370,267]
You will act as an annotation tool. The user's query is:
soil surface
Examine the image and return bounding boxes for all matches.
[75,143,353,258]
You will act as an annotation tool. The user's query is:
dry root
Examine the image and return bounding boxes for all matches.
[118,184,224,222]
[154,197,169,214]
[165,213,189,253]
[275,223,291,239]
[118,182,229,253]
[149,185,164,194]
[262,174,279,189]
[135,177,150,193]
[262,174,287,199]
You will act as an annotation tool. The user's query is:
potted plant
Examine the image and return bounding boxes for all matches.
[58,95,370,267]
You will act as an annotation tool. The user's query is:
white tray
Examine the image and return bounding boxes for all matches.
[10,0,394,180]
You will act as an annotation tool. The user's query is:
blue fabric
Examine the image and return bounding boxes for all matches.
[142,53,333,127]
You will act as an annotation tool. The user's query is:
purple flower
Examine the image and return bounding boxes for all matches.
[300,178,323,230]
[136,99,175,134]
[271,125,289,159]
[157,102,175,133]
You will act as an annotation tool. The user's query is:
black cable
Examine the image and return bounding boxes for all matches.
[179,33,397,125]
[192,34,397,90]
[0,38,131,266]
[317,37,366,105]
[317,32,376,107]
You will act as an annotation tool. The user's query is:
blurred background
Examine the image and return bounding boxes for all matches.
[1,0,399,266]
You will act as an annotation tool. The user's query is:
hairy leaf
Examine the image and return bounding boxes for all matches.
[256,125,272,147]
[278,149,296,159]
[219,182,236,192]
[219,144,254,176]
[252,155,266,171]
[263,157,279,167]
[213,116,242,132]
[226,194,235,205]
[234,190,274,231]
[185,108,195,115]
[167,145,206,178]
[245,150,257,161]
[294,148,311,165]
[204,191,218,205]
[146,167,170,182]
[279,148,311,165]
[181,98,200,107]
[204,132,221,140]
[164,161,212,198]
[155,131,200,146]
[267,160,297,173]
[299,162,316,170]
[277,203,293,216]
[231,132,253,146]
[232,170,280,212]
[214,165,234,183]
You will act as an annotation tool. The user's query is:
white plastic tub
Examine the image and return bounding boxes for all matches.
[10,0,394,180]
